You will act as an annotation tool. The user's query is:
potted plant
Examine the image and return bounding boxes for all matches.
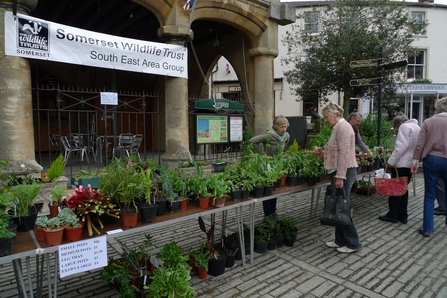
[48,185,66,217]
[8,183,42,232]
[100,257,136,298]
[137,166,158,223]
[254,225,270,253]
[99,158,141,229]
[173,170,190,210]
[280,218,298,247]
[0,211,16,257]
[44,216,65,246]
[208,174,230,208]
[58,208,84,242]
[34,215,49,242]
[72,168,101,189]
[145,242,194,298]
[212,159,226,172]
[192,243,211,279]
[64,185,119,236]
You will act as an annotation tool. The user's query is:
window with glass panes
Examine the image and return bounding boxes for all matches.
[304,12,319,34]
[411,12,425,35]
[407,50,425,80]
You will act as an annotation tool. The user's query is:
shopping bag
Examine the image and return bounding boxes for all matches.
[374,167,408,197]
[320,186,351,228]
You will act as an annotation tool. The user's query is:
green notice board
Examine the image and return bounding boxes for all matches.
[196,115,228,144]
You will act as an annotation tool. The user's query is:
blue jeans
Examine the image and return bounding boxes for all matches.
[436,178,446,212]
[333,168,362,249]
[423,155,447,232]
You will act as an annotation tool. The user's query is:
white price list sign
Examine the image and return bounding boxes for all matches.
[59,235,108,278]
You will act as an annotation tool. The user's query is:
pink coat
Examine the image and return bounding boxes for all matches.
[324,120,358,179]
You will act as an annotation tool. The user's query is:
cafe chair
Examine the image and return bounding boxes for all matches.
[112,133,135,159]
[49,134,61,158]
[61,135,89,166]
[129,134,143,161]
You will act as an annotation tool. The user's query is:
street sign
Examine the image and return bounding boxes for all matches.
[350,59,379,68]
[349,77,382,86]
[383,59,408,71]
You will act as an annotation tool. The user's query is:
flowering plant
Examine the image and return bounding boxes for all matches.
[64,185,119,236]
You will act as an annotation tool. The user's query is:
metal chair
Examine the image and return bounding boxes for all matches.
[49,134,61,158]
[129,134,143,161]
[112,133,135,159]
[61,135,89,166]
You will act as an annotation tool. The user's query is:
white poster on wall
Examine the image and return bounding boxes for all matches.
[4,12,188,79]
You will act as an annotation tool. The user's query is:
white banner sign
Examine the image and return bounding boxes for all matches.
[4,12,188,78]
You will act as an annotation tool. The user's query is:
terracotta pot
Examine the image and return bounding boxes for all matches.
[197,266,208,279]
[198,196,210,209]
[34,225,46,242]
[45,228,65,246]
[179,199,188,210]
[120,211,138,229]
[214,197,226,208]
[48,203,60,217]
[280,175,287,186]
[64,222,84,242]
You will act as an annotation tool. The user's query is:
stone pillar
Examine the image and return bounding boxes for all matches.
[158,26,192,168]
[0,0,43,175]
[249,47,279,136]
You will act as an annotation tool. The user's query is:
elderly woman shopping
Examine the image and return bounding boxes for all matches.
[413,97,447,237]
[378,115,420,224]
[313,102,362,253]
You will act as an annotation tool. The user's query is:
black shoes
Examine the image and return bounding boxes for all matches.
[378,215,398,223]
[434,207,446,216]
[418,229,431,237]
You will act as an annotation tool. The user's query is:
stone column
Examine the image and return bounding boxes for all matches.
[158,26,192,168]
[249,47,279,136]
[0,0,43,175]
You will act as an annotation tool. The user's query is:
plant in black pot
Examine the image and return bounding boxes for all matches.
[8,183,42,232]
[0,210,16,257]
[254,225,270,254]
[198,216,227,276]
[137,166,158,223]
[280,218,298,247]
[100,257,136,298]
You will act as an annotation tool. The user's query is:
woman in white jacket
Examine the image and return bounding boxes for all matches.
[379,115,420,224]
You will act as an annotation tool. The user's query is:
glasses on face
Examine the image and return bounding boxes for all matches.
[354,118,362,124]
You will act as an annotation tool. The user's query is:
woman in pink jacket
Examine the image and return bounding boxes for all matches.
[378,115,420,224]
[313,102,362,253]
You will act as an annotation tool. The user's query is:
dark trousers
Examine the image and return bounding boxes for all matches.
[263,198,277,216]
[387,167,412,221]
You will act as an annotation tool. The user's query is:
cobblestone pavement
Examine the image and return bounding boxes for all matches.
[2,172,447,298]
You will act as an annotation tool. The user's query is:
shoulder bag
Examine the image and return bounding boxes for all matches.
[320,186,352,228]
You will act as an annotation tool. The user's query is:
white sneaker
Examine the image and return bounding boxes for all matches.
[325,241,340,248]
[336,246,362,253]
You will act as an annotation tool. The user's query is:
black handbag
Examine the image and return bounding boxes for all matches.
[320,186,352,228]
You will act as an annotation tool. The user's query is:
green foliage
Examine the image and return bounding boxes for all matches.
[0,211,15,239]
[47,154,65,181]
[9,183,42,217]
[99,159,141,212]
[358,114,395,150]
[57,208,80,228]
[147,242,194,298]
[254,225,270,243]
[192,245,211,271]
[281,0,426,116]
[73,168,101,179]
[50,185,66,203]
[307,121,332,148]
[100,258,136,298]
[288,139,299,153]
[35,215,49,228]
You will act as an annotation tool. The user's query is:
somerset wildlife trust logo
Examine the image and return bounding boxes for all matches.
[17,17,49,52]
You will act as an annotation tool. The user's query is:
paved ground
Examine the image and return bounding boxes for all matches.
[2,171,447,298]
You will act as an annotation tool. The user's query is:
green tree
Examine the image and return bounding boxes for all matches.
[281,0,427,117]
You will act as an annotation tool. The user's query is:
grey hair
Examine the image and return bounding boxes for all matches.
[392,115,409,129]
[348,111,363,121]
[322,102,344,117]
[272,115,289,130]
[435,97,447,113]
